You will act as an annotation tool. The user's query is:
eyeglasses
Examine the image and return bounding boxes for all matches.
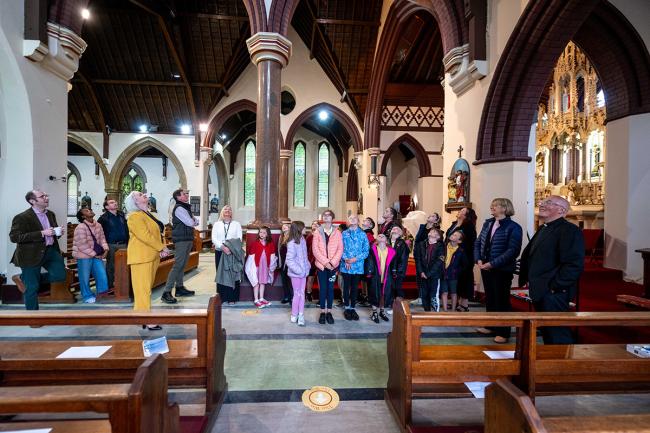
[539,200,568,211]
[35,194,49,199]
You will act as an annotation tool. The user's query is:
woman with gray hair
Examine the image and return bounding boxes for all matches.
[125,191,170,330]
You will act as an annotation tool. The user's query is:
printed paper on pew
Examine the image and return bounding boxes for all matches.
[143,336,169,357]
[2,429,52,433]
[56,346,111,359]
[483,350,515,359]
[464,381,491,399]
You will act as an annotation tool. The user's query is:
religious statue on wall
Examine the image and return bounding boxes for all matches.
[148,193,157,212]
[357,190,363,215]
[445,146,472,213]
[210,194,219,213]
[81,192,92,209]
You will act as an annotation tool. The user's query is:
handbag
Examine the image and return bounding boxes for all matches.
[85,222,105,256]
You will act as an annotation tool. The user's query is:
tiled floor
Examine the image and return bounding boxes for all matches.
[2,252,650,433]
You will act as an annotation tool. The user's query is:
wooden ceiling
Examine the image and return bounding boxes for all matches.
[68,0,445,135]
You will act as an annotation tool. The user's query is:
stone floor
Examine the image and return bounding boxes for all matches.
[2,252,650,433]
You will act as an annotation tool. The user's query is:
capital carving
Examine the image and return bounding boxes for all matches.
[279,149,293,159]
[368,147,381,157]
[442,44,487,96]
[35,22,87,81]
[247,32,292,67]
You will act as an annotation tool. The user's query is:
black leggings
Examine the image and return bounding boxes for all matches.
[481,270,513,338]
[342,273,362,308]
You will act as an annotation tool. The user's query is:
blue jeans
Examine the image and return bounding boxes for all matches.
[317,268,336,309]
[20,246,66,310]
[77,258,108,301]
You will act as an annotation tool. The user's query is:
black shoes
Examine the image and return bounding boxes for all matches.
[326,312,334,324]
[350,309,359,321]
[281,298,290,304]
[379,310,389,322]
[175,286,195,297]
[344,309,352,321]
[161,292,178,304]
[371,311,380,323]
[142,324,162,331]
[306,292,313,302]
[319,313,326,324]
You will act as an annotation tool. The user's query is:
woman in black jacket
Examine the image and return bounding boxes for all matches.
[474,198,523,343]
[445,207,478,311]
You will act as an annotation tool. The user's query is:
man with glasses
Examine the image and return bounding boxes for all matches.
[9,190,67,310]
[519,195,584,344]
[161,189,198,304]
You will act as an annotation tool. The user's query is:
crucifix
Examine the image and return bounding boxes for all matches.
[457,145,464,158]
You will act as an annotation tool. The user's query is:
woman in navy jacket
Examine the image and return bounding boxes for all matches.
[474,198,523,343]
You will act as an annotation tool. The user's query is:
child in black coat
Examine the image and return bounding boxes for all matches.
[441,230,468,312]
[414,229,445,311]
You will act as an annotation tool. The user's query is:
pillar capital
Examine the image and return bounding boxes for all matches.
[246,32,292,67]
[279,149,293,159]
[368,147,381,157]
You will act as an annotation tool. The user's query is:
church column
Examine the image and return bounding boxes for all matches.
[279,149,292,223]
[246,33,292,227]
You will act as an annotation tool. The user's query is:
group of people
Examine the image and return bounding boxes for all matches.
[10,188,584,342]
[10,189,200,329]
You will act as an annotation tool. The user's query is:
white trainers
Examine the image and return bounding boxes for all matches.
[410,298,422,306]
[290,315,298,323]
[83,297,96,304]
[298,314,305,326]
[386,308,393,315]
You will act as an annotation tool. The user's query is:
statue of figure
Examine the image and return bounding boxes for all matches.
[447,176,457,203]
[148,193,157,212]
[210,194,219,213]
[357,190,363,214]
[567,180,577,205]
[81,192,92,209]
[456,171,469,202]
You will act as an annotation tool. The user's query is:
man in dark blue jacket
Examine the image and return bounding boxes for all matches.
[519,196,584,344]
[98,198,129,290]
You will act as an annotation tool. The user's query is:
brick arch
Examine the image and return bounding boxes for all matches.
[346,160,359,202]
[379,133,432,178]
[108,136,187,191]
[475,0,650,165]
[67,132,110,188]
[241,0,267,34]
[268,0,301,36]
[364,0,466,150]
[203,99,257,150]
[284,103,363,153]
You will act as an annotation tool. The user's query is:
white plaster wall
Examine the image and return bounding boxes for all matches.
[442,0,528,232]
[0,0,69,277]
[604,113,650,282]
[67,155,105,217]
[386,156,418,210]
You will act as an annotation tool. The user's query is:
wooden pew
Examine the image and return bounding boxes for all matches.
[386,301,650,432]
[0,354,178,433]
[485,379,650,433]
[0,295,227,416]
[112,231,202,302]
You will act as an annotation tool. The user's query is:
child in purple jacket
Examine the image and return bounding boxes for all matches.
[285,221,310,326]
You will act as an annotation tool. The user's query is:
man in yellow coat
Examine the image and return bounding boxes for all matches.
[124,191,170,323]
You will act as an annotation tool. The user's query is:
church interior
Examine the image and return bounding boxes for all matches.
[1,0,650,432]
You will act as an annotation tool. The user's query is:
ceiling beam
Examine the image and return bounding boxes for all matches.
[315,19,380,27]
[176,12,249,22]
[91,78,186,86]
[128,0,199,157]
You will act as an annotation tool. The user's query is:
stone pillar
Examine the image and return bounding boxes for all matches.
[246,33,292,228]
[279,149,292,223]
[105,188,120,202]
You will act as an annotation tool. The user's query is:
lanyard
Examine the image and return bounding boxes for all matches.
[223,221,231,239]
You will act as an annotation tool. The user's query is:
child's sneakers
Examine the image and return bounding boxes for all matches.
[259,299,271,308]
[290,315,298,323]
[297,314,305,326]
[254,300,263,308]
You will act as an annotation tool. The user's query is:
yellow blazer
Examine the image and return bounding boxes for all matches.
[127,211,165,265]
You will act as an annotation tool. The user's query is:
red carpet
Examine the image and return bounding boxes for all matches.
[180,416,208,433]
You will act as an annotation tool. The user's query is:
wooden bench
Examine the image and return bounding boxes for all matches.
[386,301,650,432]
[486,379,650,433]
[112,231,202,302]
[0,295,227,416]
[617,294,650,310]
[0,354,178,433]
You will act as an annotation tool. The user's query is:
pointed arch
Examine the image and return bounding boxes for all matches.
[108,136,187,191]
[475,0,650,164]
[346,159,359,202]
[379,133,432,178]
[67,132,110,188]
[284,102,363,153]
[203,99,257,150]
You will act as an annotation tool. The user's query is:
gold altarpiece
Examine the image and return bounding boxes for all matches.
[535,42,606,228]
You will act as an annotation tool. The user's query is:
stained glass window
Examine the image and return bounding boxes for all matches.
[293,141,306,207]
[120,165,145,210]
[244,140,256,207]
[317,142,329,208]
[67,167,79,216]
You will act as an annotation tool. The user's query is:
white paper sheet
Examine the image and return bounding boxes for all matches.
[483,350,515,359]
[56,345,111,359]
[142,336,169,357]
[1,429,52,433]
[464,381,491,399]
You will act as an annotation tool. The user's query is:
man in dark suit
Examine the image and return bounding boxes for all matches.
[519,195,584,344]
[9,190,67,310]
